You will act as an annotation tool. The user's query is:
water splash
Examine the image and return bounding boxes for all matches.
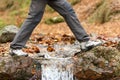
[37,41,80,80]
[41,58,74,80]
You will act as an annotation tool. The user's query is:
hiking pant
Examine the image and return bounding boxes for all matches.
[10,0,90,49]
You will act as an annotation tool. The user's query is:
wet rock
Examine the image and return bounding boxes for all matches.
[116,41,120,51]
[0,25,19,43]
[0,73,15,80]
[112,77,120,80]
[0,56,41,80]
[74,46,120,80]
[0,42,120,80]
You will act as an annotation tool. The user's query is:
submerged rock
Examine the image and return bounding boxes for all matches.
[0,25,19,43]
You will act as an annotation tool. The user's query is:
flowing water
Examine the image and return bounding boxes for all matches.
[37,42,80,80]
[41,57,74,80]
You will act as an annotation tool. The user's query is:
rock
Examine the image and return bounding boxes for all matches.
[0,45,120,80]
[74,46,120,80]
[44,16,64,25]
[116,41,120,51]
[0,56,41,80]
[88,0,120,23]
[0,25,19,43]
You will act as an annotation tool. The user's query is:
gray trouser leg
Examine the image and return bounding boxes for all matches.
[10,0,47,49]
[48,0,90,42]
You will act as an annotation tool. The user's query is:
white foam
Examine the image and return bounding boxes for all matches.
[41,58,74,80]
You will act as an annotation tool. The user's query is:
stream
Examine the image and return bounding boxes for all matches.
[41,57,74,80]
[37,42,80,80]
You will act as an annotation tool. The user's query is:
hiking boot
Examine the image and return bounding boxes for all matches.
[80,40,102,52]
[9,49,28,57]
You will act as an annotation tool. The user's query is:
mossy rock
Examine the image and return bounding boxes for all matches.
[75,46,120,80]
[116,42,120,51]
[88,0,120,24]
[0,25,19,43]
[88,0,111,23]
[44,16,64,25]
[46,5,55,13]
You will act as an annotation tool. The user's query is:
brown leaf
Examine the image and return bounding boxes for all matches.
[47,45,55,52]
[23,45,40,53]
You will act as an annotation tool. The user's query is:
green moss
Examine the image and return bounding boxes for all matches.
[45,16,64,25]
[92,46,120,76]
[45,5,55,13]
[116,42,120,51]
[92,46,120,61]
[68,0,81,5]
[0,0,14,11]
[0,0,30,11]
[0,0,30,27]
[0,19,6,30]
[0,60,6,68]
[9,0,30,11]
[0,0,81,27]
[88,0,112,24]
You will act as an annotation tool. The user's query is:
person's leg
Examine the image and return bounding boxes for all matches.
[48,0,90,42]
[10,0,48,49]
[48,0,102,52]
